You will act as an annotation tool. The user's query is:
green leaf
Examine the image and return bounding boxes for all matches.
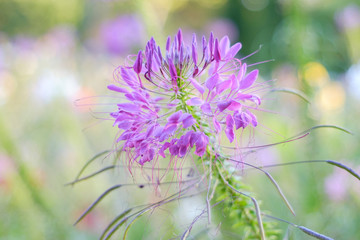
[270,88,310,104]
[297,226,334,240]
[123,210,149,240]
[100,208,132,240]
[326,160,360,181]
[66,165,116,186]
[71,150,111,184]
[74,184,122,226]
[291,125,353,139]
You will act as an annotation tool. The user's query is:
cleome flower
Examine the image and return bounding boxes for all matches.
[108,29,261,165]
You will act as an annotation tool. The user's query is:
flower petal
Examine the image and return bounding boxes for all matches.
[159,124,178,142]
[214,38,221,62]
[225,42,242,59]
[190,132,200,147]
[168,58,178,81]
[117,120,133,130]
[213,117,221,133]
[208,32,214,57]
[194,133,209,156]
[230,74,239,92]
[237,63,247,83]
[167,110,183,123]
[107,84,130,94]
[192,43,198,66]
[219,36,230,57]
[117,131,134,141]
[201,103,213,114]
[246,110,258,127]
[240,69,258,89]
[120,67,139,89]
[132,91,149,105]
[169,144,179,156]
[205,73,219,91]
[233,111,251,129]
[234,93,261,105]
[225,114,235,143]
[117,103,140,112]
[153,126,164,138]
[189,78,204,94]
[177,29,183,49]
[182,114,196,128]
[186,97,203,106]
[159,142,170,158]
[145,124,157,138]
[178,145,188,157]
[216,79,231,94]
[133,50,142,74]
[228,100,242,111]
[178,131,193,146]
[217,101,232,112]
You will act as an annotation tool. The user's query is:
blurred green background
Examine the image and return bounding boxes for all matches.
[0,0,359,239]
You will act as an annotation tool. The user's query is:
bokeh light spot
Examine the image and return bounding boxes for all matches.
[316,81,346,112]
[302,62,329,87]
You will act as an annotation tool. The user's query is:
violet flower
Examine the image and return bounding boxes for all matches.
[99,15,145,55]
[108,29,261,166]
[75,28,358,240]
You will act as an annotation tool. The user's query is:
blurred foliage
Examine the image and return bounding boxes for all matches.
[0,0,360,239]
[0,0,83,36]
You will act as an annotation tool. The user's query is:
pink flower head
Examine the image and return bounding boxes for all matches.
[108,29,262,165]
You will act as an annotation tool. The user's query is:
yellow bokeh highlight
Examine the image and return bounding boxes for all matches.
[167,0,227,11]
[302,62,329,87]
[197,0,227,8]
[316,82,346,112]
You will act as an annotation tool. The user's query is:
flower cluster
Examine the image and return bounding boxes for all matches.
[108,29,261,165]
